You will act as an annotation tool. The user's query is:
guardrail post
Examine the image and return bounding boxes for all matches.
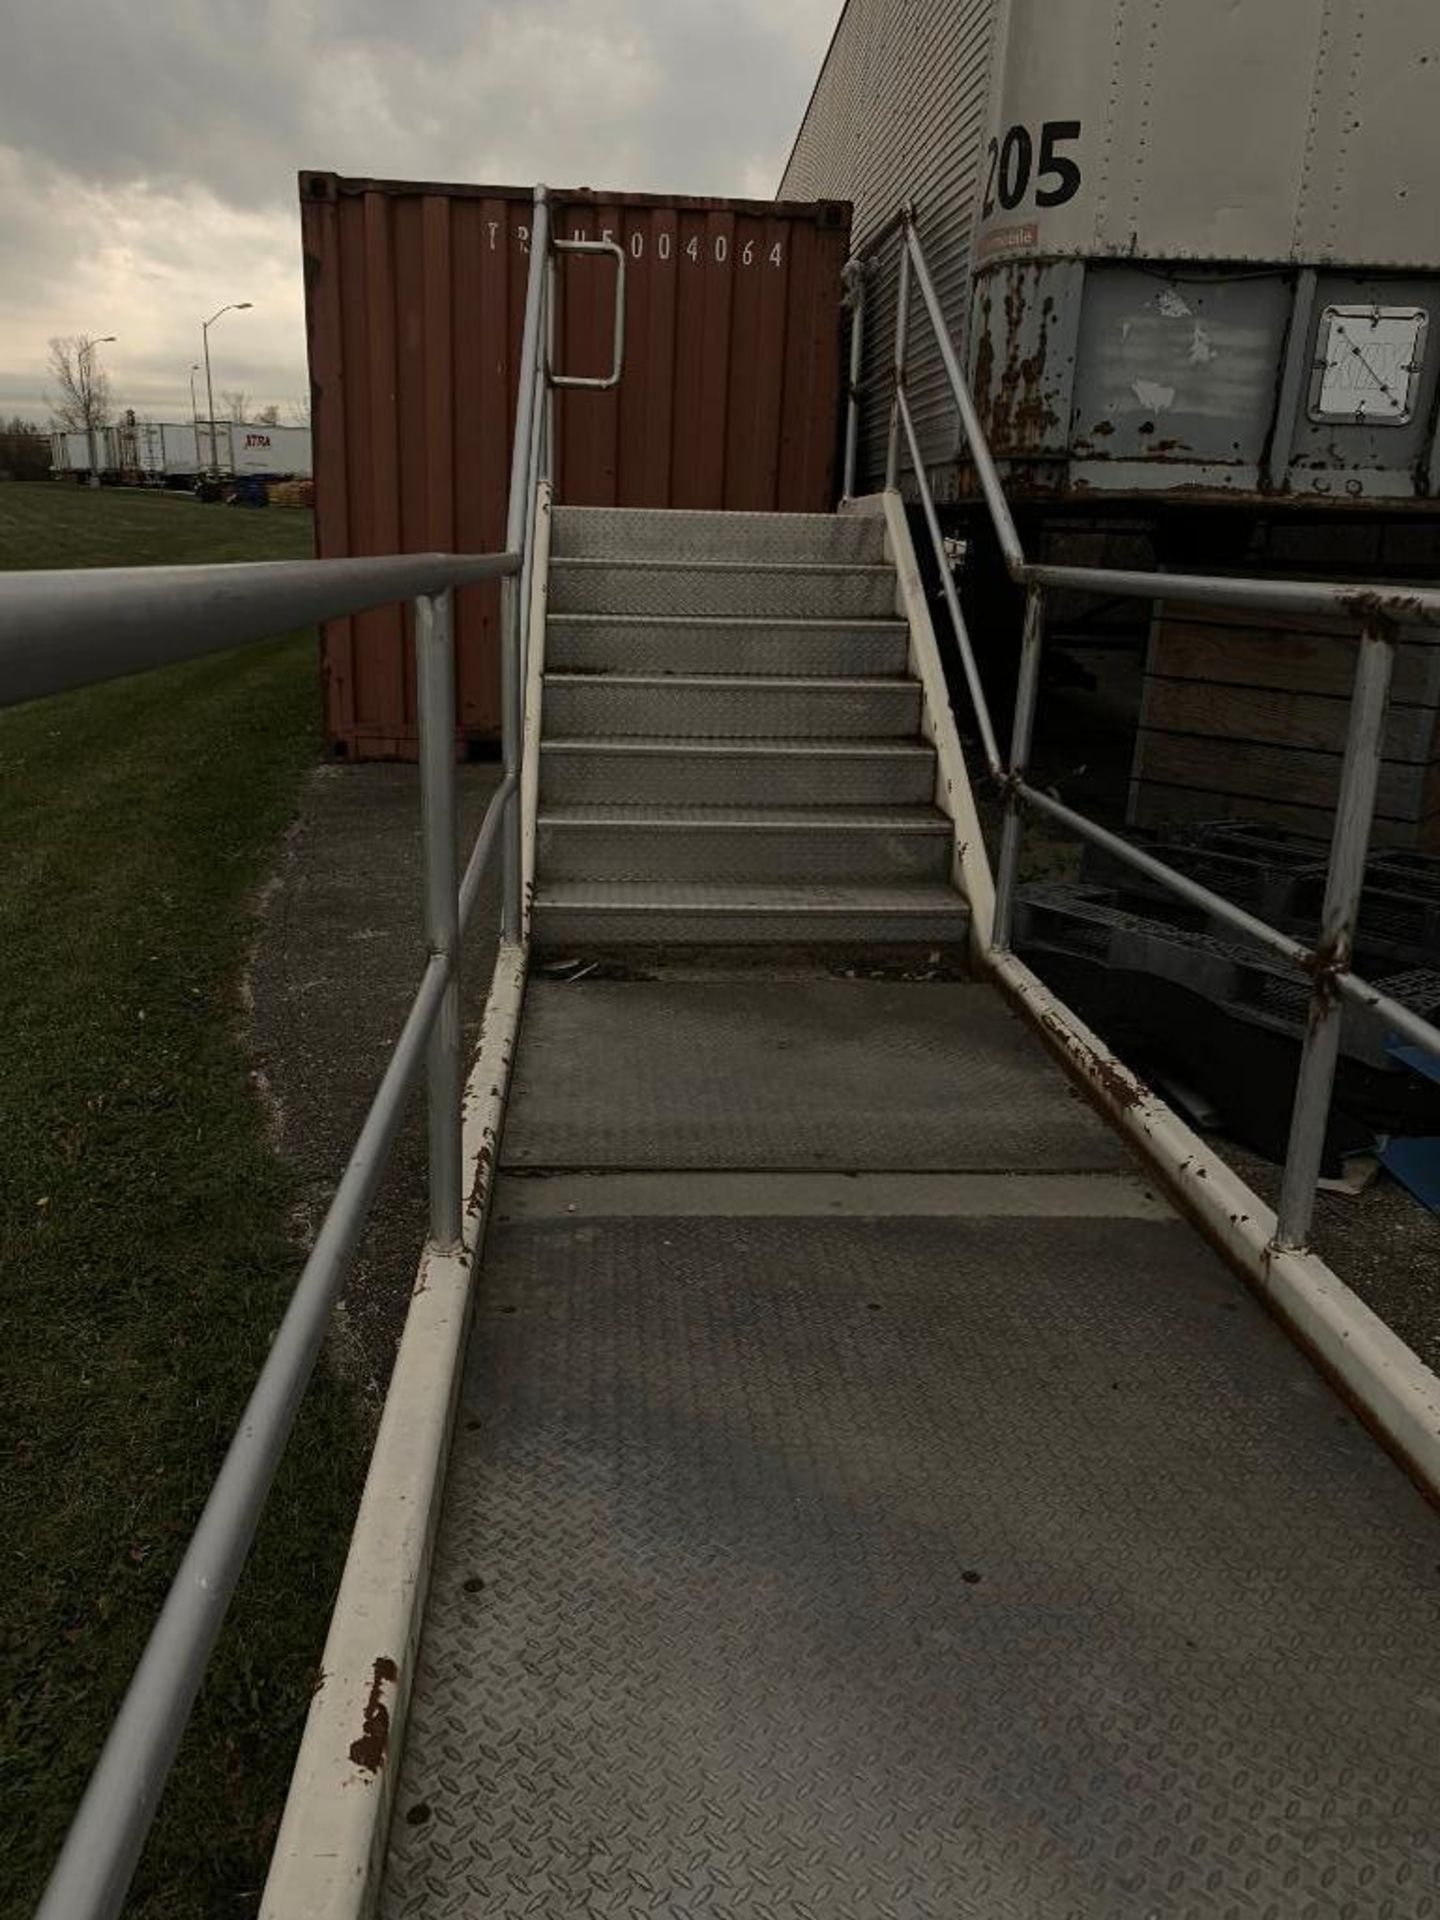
[992,584,1045,951]
[416,590,463,1250]
[499,575,523,944]
[843,263,865,499]
[885,235,912,492]
[1274,619,1396,1248]
[500,186,551,944]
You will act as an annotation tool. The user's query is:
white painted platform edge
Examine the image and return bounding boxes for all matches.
[993,948,1440,1497]
[259,941,528,1920]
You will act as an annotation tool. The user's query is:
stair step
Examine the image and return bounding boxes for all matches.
[531,880,972,949]
[543,672,920,740]
[537,806,953,882]
[540,737,938,807]
[550,506,885,565]
[549,559,897,620]
[545,615,909,678]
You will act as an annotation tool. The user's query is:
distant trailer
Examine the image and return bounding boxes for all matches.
[783,0,1440,516]
[50,419,312,483]
[50,429,104,476]
[228,423,312,477]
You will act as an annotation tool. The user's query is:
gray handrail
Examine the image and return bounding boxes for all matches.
[29,179,559,1920]
[854,203,1440,1255]
[1026,561,1440,629]
[0,551,518,709]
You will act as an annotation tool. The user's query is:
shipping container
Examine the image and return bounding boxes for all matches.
[300,172,851,758]
[782,0,1440,508]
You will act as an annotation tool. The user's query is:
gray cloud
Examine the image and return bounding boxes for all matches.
[0,0,840,420]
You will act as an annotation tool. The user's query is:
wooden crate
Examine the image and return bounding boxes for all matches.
[1129,602,1440,851]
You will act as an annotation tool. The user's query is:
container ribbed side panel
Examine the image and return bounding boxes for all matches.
[781,0,1001,491]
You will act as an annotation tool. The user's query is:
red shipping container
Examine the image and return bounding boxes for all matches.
[300,173,852,759]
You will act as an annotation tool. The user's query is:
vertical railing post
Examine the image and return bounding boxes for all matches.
[992,583,1045,951]
[1274,619,1396,1247]
[501,187,552,943]
[843,263,865,499]
[884,235,912,492]
[545,248,557,488]
[416,589,462,1251]
[517,352,547,693]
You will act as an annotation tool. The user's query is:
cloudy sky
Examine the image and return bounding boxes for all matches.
[0,0,841,425]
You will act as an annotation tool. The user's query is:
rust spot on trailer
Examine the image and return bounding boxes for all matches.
[976,273,1061,455]
[349,1655,399,1773]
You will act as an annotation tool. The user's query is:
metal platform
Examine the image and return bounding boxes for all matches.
[502,981,1125,1171]
[376,977,1440,1918]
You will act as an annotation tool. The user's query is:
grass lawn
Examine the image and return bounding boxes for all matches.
[0,486,366,1916]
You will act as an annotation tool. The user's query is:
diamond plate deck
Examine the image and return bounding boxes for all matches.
[382,1212,1440,1919]
[501,982,1126,1171]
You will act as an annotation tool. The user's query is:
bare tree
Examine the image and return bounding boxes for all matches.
[287,393,312,426]
[47,335,114,433]
[252,403,281,425]
[220,388,252,422]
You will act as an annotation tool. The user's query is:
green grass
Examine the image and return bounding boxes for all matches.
[0,486,366,1916]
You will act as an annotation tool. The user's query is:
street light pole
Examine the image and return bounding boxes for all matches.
[85,334,117,488]
[189,365,202,473]
[201,302,253,479]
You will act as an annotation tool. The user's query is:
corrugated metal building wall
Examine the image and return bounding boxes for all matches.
[301,174,850,758]
[780,0,1001,488]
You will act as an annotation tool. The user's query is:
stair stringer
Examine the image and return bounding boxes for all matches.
[844,491,995,957]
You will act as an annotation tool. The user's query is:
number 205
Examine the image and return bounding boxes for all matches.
[983,120,1083,217]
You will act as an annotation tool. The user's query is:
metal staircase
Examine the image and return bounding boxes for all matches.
[533,506,972,949]
[27,183,1440,1920]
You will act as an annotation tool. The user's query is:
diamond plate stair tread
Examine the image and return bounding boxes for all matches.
[533,880,967,918]
[541,735,932,757]
[550,506,885,563]
[501,982,1126,1171]
[538,806,950,829]
[553,558,892,579]
[545,672,917,691]
[548,560,897,619]
[542,675,921,742]
[547,615,906,630]
[381,1214,1440,1919]
[545,624,910,678]
[535,809,954,885]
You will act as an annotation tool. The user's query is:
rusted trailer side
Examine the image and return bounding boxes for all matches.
[300,173,851,759]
